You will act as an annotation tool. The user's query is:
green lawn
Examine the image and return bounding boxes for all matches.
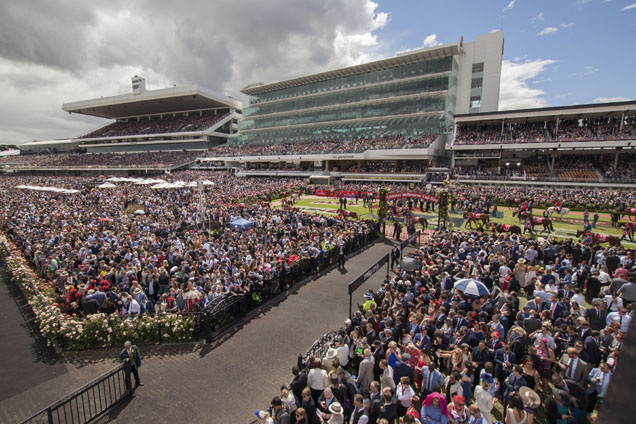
[284,196,636,248]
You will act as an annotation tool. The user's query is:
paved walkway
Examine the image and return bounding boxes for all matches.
[1,239,396,423]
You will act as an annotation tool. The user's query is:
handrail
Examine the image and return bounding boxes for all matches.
[20,363,131,424]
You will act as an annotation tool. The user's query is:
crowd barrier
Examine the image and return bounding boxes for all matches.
[21,364,131,424]
[348,252,389,316]
[400,229,421,256]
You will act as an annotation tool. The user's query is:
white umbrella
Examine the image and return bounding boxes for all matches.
[453,278,490,297]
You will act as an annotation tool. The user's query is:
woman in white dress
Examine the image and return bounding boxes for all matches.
[505,392,527,424]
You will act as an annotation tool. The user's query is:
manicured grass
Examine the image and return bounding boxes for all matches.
[281,196,636,248]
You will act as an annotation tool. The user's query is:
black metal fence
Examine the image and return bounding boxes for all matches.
[200,222,380,344]
[347,252,389,316]
[400,229,421,256]
[301,329,347,363]
[21,364,131,424]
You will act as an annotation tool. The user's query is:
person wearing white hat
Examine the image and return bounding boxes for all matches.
[324,402,344,424]
[519,386,540,423]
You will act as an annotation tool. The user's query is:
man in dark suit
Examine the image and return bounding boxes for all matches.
[392,356,414,386]
[584,331,602,367]
[378,388,397,422]
[368,381,382,424]
[550,295,568,324]
[523,309,542,334]
[494,344,517,383]
[452,310,470,333]
[509,328,527,363]
[139,297,155,315]
[585,302,608,331]
[390,246,400,270]
[289,365,308,402]
[472,341,490,375]
[558,284,574,300]
[503,366,527,406]
[119,340,143,387]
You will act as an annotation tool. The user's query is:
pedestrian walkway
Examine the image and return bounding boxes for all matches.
[1,239,396,423]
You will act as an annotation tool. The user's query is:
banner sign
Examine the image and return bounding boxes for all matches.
[348,253,389,295]
[314,190,439,203]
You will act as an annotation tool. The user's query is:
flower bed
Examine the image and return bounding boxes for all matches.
[0,234,198,350]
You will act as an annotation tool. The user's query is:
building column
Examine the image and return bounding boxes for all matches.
[614,149,620,170]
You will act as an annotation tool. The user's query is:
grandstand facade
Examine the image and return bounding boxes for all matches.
[20,77,242,155]
[451,100,636,188]
[234,32,503,147]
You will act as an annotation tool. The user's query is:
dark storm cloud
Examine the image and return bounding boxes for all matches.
[0,0,388,143]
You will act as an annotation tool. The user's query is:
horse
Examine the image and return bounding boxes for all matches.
[531,217,554,233]
[512,210,532,223]
[337,209,357,219]
[463,212,490,228]
[491,223,521,235]
[418,217,428,231]
[546,207,570,218]
[621,207,636,221]
[576,230,621,247]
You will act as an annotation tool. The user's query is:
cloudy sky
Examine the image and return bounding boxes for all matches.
[1,0,635,144]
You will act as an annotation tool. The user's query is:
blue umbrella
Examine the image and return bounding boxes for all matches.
[453,278,490,297]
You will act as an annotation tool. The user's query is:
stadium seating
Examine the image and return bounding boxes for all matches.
[81,112,229,138]
[207,134,436,157]
[455,114,636,145]
[0,151,202,168]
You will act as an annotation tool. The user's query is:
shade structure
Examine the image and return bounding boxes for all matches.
[229,217,254,231]
[400,256,422,272]
[453,278,490,297]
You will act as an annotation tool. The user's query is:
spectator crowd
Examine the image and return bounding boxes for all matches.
[255,228,635,424]
[0,151,202,168]
[82,111,229,138]
[0,172,376,318]
[455,115,636,145]
[208,135,436,158]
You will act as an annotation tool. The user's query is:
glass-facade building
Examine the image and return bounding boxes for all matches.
[233,32,503,148]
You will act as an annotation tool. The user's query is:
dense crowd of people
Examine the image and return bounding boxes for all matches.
[455,115,636,145]
[82,111,229,138]
[445,185,636,211]
[453,154,636,183]
[208,135,436,158]
[0,151,202,168]
[0,172,378,318]
[257,228,634,423]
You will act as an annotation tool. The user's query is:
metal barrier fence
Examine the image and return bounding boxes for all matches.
[347,252,389,316]
[21,364,131,424]
[400,229,421,256]
[302,329,347,362]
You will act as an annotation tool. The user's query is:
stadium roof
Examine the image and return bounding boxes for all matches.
[241,42,460,96]
[454,100,636,122]
[62,85,242,119]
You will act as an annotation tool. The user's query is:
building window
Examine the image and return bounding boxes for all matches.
[470,96,481,109]
[472,62,484,73]
[470,78,483,89]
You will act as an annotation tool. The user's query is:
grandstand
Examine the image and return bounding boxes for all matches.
[19,76,242,155]
[198,32,504,183]
[451,100,636,188]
